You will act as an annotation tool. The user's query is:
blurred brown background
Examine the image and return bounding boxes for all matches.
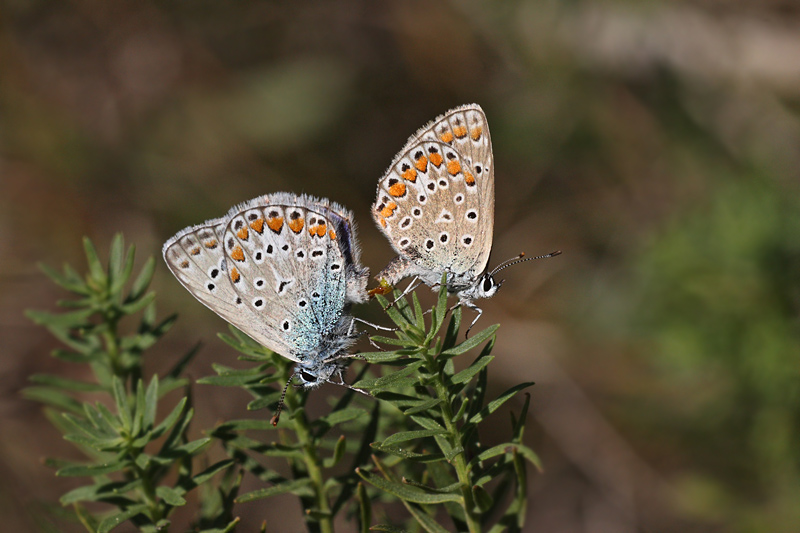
[2,1,800,531]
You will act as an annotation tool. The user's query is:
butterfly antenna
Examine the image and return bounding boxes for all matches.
[270,375,294,426]
[490,250,562,276]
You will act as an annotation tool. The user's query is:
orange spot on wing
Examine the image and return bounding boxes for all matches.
[329,229,337,240]
[447,160,461,175]
[401,168,417,182]
[250,219,264,233]
[453,125,467,138]
[317,223,327,237]
[389,182,406,197]
[465,171,476,185]
[379,217,386,228]
[191,247,200,256]
[471,127,482,140]
[415,155,428,172]
[230,267,240,283]
[430,152,443,167]
[289,217,304,233]
[267,217,284,233]
[204,239,218,249]
[180,260,189,269]
[231,246,245,261]
[439,131,454,143]
[380,202,397,218]
[237,226,249,240]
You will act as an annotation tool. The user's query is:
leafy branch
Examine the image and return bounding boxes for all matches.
[25,235,236,532]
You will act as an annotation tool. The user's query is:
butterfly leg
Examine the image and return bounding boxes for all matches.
[461,300,483,339]
[354,317,396,331]
[348,318,386,349]
[386,277,422,309]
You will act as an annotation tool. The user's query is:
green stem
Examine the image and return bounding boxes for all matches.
[284,371,334,533]
[131,457,164,526]
[433,369,481,533]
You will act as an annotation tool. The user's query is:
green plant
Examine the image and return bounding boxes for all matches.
[28,237,541,532]
[201,276,540,533]
[25,235,236,532]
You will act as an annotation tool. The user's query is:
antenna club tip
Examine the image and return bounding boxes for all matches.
[519,252,526,257]
[270,415,280,426]
[551,250,562,257]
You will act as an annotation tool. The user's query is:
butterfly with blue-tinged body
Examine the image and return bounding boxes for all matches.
[163,192,376,423]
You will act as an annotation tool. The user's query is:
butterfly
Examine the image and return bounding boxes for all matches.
[163,192,372,423]
[371,104,560,336]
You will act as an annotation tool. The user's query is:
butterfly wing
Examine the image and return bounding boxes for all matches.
[164,193,369,362]
[373,104,494,289]
[163,215,292,359]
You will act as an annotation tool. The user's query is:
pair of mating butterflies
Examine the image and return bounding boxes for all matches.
[163,104,558,402]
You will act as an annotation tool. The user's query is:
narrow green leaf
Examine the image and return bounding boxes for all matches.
[84,403,118,437]
[21,386,84,415]
[450,355,494,385]
[513,393,531,443]
[357,468,462,504]
[192,459,235,486]
[151,397,187,440]
[62,413,107,440]
[401,479,460,494]
[25,308,95,329]
[412,290,425,331]
[143,376,158,431]
[120,291,156,315]
[472,484,493,513]
[132,379,145,436]
[370,526,406,533]
[428,273,450,339]
[61,480,142,505]
[107,234,124,289]
[156,485,186,506]
[236,478,313,502]
[441,324,499,358]
[404,502,451,533]
[96,504,149,533]
[357,482,371,533]
[39,262,89,294]
[369,442,445,462]
[128,257,155,302]
[403,398,443,415]
[382,429,448,447]
[360,350,410,363]
[50,348,95,363]
[110,245,135,295]
[74,502,100,532]
[323,435,347,468]
[28,374,104,392]
[373,361,424,388]
[57,461,127,477]
[82,237,106,285]
[369,335,422,348]
[111,378,131,431]
[316,407,365,428]
[515,443,543,472]
[468,382,534,425]
[213,419,274,432]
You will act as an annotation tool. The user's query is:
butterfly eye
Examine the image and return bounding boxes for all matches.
[483,277,493,292]
[300,370,317,383]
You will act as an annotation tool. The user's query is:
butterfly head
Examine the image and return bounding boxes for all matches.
[476,272,502,299]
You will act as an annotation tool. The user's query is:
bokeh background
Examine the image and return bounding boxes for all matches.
[2,1,800,531]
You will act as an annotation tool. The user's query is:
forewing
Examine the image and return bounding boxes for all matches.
[372,104,494,279]
[221,197,353,360]
[163,217,290,359]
